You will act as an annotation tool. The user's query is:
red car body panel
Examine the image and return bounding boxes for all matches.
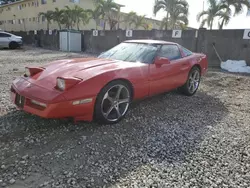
[10,40,208,122]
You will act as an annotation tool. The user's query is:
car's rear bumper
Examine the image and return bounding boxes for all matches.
[10,85,96,122]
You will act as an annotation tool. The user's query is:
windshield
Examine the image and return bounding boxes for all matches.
[98,42,160,64]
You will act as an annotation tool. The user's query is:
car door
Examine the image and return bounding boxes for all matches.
[0,33,11,48]
[149,44,183,96]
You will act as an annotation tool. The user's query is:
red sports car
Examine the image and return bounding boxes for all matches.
[10,40,208,124]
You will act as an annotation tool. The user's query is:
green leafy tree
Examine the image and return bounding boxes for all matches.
[132,15,147,29]
[218,0,250,29]
[197,0,226,30]
[38,10,54,30]
[169,5,188,29]
[93,0,120,30]
[123,11,137,29]
[153,0,189,30]
[52,8,64,30]
[86,7,102,29]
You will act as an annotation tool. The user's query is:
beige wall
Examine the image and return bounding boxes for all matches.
[0,0,161,31]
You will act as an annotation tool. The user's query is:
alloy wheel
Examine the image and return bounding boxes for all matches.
[101,84,130,122]
[188,70,200,94]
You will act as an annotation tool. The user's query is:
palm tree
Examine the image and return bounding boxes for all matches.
[132,15,147,29]
[123,11,137,29]
[153,0,189,30]
[169,5,188,29]
[197,0,226,30]
[52,8,63,30]
[38,10,54,30]
[61,6,74,29]
[218,0,250,29]
[218,11,230,29]
[106,9,121,30]
[222,0,250,15]
[70,5,89,30]
[160,16,170,30]
[86,7,102,29]
[94,0,120,30]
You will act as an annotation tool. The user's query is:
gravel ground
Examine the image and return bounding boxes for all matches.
[0,47,250,188]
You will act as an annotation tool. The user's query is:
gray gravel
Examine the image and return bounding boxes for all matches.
[0,47,250,188]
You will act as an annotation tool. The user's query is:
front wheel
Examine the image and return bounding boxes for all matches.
[179,66,201,96]
[94,80,132,124]
[9,42,19,49]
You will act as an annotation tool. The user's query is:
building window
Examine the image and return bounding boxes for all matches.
[29,18,31,21]
[33,17,36,22]
[42,16,46,22]
[53,0,56,2]
[18,5,22,10]
[32,2,34,6]
[34,1,39,7]
[69,0,80,3]
[41,0,47,4]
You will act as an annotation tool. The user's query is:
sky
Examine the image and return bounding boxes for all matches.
[115,0,250,29]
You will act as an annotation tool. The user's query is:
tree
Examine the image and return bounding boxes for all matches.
[197,0,226,30]
[106,9,121,30]
[222,0,250,15]
[93,0,120,30]
[52,8,64,30]
[86,7,102,29]
[60,6,74,29]
[38,11,54,30]
[218,0,250,29]
[132,15,147,29]
[70,5,89,30]
[153,0,189,30]
[169,4,188,29]
[123,11,137,29]
[218,11,230,29]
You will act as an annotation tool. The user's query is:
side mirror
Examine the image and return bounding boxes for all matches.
[154,56,170,66]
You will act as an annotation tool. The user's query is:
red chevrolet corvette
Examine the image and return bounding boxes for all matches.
[10,40,208,124]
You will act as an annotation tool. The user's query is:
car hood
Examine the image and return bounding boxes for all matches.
[27,57,144,90]
[11,34,22,39]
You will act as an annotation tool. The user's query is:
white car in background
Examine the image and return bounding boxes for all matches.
[0,31,23,49]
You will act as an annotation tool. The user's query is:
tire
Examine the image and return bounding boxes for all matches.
[94,80,132,125]
[9,42,19,49]
[179,66,201,96]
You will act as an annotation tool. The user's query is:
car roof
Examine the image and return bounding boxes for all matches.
[124,39,178,45]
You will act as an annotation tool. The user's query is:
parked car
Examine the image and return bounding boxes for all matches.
[0,31,23,49]
[10,40,208,124]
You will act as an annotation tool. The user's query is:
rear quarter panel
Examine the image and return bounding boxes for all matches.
[194,53,208,75]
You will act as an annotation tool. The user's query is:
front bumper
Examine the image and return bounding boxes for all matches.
[17,40,23,47]
[10,84,96,122]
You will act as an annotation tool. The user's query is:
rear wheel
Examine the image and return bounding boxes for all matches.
[179,66,201,96]
[94,80,132,124]
[9,42,19,49]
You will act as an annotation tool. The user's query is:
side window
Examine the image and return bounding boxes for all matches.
[0,33,11,38]
[158,45,182,61]
[182,46,193,57]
